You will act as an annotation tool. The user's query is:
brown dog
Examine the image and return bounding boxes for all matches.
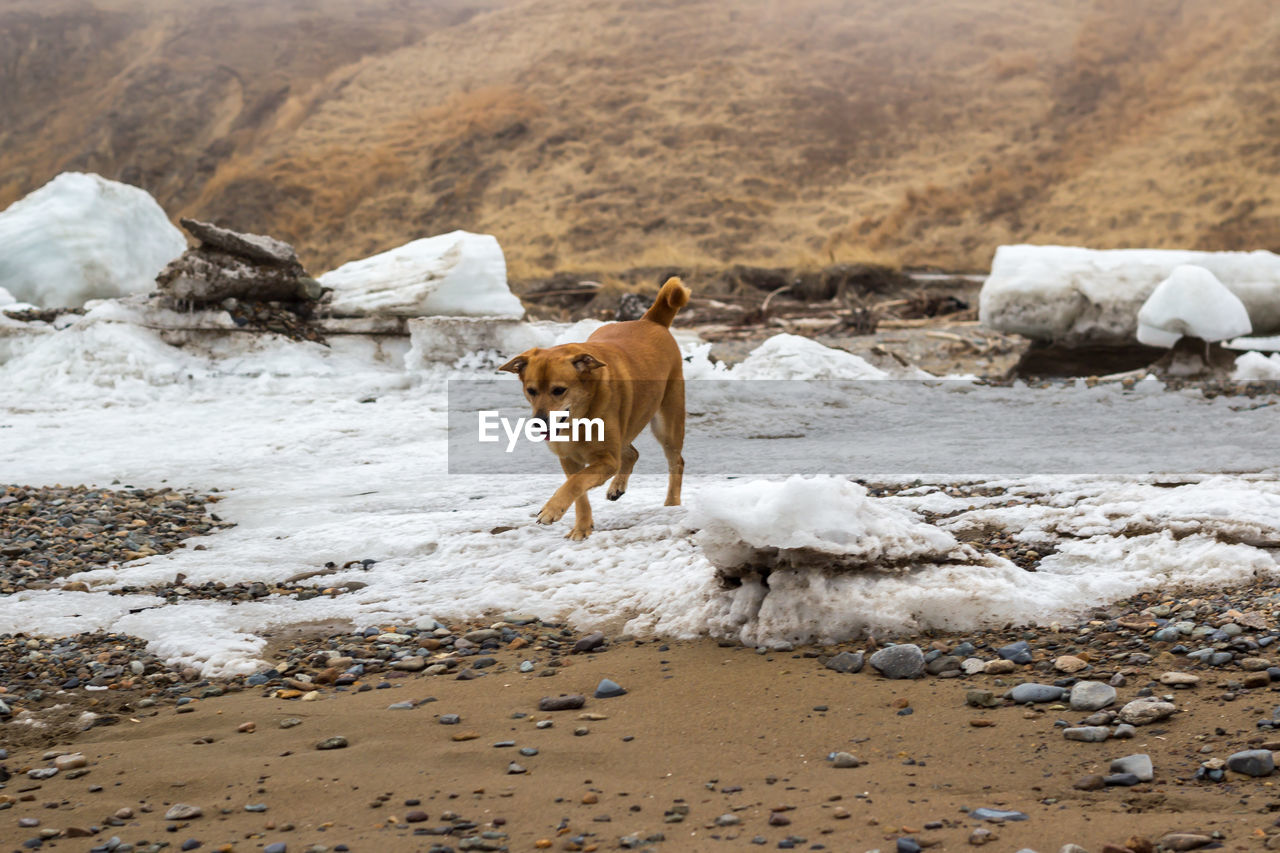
[499,276,691,540]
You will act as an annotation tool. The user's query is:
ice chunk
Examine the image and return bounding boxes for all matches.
[405,316,556,369]
[0,286,14,307]
[0,172,187,308]
[1137,266,1251,347]
[980,245,1280,344]
[1233,351,1280,381]
[690,475,959,574]
[321,230,524,318]
[729,334,888,380]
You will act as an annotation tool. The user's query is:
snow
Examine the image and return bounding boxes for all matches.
[1136,266,1252,347]
[0,173,187,309]
[1,306,1278,674]
[980,245,1280,344]
[0,286,14,307]
[721,334,889,380]
[321,230,524,318]
[1234,351,1280,381]
[691,476,962,571]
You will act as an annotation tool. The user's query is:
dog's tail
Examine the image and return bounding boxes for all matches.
[642,276,691,327]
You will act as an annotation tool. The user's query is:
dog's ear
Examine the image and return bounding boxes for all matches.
[572,353,607,373]
[498,351,532,374]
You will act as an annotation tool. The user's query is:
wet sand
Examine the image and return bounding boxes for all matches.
[3,635,1277,852]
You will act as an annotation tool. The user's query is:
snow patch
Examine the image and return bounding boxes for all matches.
[1137,266,1251,347]
[980,245,1280,344]
[0,173,187,308]
[691,475,961,572]
[321,231,523,318]
[1234,351,1280,381]
[726,334,889,380]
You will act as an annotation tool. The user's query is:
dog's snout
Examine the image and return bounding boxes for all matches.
[531,412,550,439]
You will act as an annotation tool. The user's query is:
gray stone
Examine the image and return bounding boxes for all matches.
[392,656,426,672]
[997,641,1032,664]
[315,736,348,750]
[925,655,962,675]
[1063,726,1110,742]
[869,644,925,679]
[1159,833,1214,851]
[1112,724,1137,739]
[961,657,986,675]
[539,694,586,712]
[1118,698,1176,725]
[1007,683,1065,703]
[594,679,626,698]
[1227,749,1275,777]
[1109,753,1153,781]
[164,804,203,821]
[1069,681,1117,711]
[824,651,864,674]
[831,751,863,768]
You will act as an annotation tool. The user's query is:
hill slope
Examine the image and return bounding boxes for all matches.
[2,0,1278,276]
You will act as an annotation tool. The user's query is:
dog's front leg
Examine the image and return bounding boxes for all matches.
[537,455,618,537]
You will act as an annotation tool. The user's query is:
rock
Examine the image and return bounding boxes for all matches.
[157,219,320,308]
[1063,726,1110,742]
[996,640,1032,664]
[831,752,863,768]
[926,655,962,675]
[1069,681,1117,712]
[1054,655,1089,673]
[594,679,627,699]
[572,633,607,653]
[961,657,986,675]
[869,644,925,679]
[1158,834,1214,851]
[316,736,348,750]
[405,810,429,823]
[824,651,864,674]
[263,844,287,853]
[1008,683,1065,703]
[1103,772,1142,787]
[968,828,997,845]
[715,814,740,826]
[966,690,1000,709]
[539,694,586,712]
[1073,774,1105,790]
[1242,657,1272,671]
[1112,724,1137,739]
[1060,846,1090,853]
[984,659,1017,675]
[1118,698,1176,725]
[392,656,426,672]
[1110,753,1154,781]
[53,753,87,771]
[1159,672,1200,687]
[1227,749,1275,777]
[970,807,1028,822]
[164,804,203,821]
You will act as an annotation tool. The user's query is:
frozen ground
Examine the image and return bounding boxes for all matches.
[1,307,1278,675]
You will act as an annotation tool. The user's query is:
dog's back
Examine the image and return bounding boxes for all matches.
[586,277,689,381]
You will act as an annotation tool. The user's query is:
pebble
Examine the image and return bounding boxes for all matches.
[1117,698,1176,725]
[439,714,461,724]
[539,694,586,711]
[53,753,87,770]
[1069,681,1117,711]
[1158,835,1214,852]
[961,657,986,675]
[316,736,348,750]
[1054,655,1088,673]
[164,804,203,820]
[1008,683,1064,703]
[1110,753,1154,781]
[824,651,864,673]
[1159,672,1201,687]
[831,752,863,768]
[572,632,606,653]
[1063,726,1110,742]
[996,640,1032,664]
[984,659,1017,675]
[869,644,925,679]
[264,844,287,853]
[594,679,626,698]
[970,807,1028,822]
[1226,749,1275,777]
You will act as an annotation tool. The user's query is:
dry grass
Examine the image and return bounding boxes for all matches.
[1,0,1277,276]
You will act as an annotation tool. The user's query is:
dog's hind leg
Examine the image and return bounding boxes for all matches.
[650,380,685,506]
[607,444,639,501]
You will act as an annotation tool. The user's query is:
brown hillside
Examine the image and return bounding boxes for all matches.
[1,0,1278,277]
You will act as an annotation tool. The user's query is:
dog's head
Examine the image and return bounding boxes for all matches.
[499,345,606,432]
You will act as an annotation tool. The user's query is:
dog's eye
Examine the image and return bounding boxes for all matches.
[526,387,538,396]
[551,387,567,397]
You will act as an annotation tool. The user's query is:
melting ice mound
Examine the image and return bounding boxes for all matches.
[691,475,962,574]
[979,245,1280,345]
[0,173,187,308]
[1137,265,1252,347]
[321,230,524,318]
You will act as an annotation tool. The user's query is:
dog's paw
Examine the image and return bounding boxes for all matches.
[606,487,625,501]
[565,525,593,541]
[536,502,567,525]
